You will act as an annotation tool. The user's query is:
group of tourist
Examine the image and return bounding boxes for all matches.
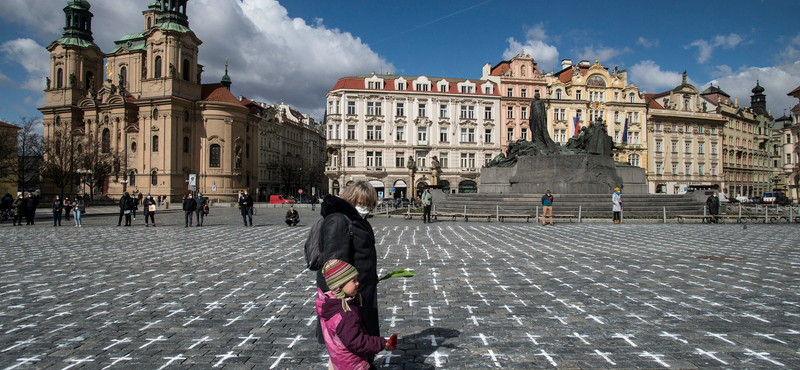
[50,194,86,227]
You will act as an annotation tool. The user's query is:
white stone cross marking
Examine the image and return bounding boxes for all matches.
[183,316,204,327]
[385,316,404,328]
[139,320,161,331]
[659,331,688,344]
[467,315,484,326]
[705,332,736,345]
[744,348,785,366]
[1,338,36,353]
[224,316,242,327]
[5,355,41,370]
[61,356,95,370]
[612,333,637,347]
[48,323,76,334]
[585,315,604,324]
[572,332,591,345]
[237,334,260,347]
[483,350,504,367]
[269,352,290,369]
[380,351,400,367]
[157,354,186,370]
[525,333,541,345]
[592,349,616,365]
[212,351,237,368]
[387,306,402,315]
[461,305,478,314]
[101,356,132,370]
[695,348,727,365]
[535,349,557,367]
[471,333,491,346]
[429,349,448,368]
[102,338,131,351]
[426,334,444,346]
[261,316,278,327]
[187,336,211,350]
[639,351,670,367]
[139,335,168,349]
[286,334,306,348]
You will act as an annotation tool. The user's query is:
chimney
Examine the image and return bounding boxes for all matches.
[561,59,572,70]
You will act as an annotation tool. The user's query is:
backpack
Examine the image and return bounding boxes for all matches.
[305,214,353,271]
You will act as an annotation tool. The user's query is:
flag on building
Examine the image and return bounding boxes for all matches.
[573,117,580,136]
[621,118,629,143]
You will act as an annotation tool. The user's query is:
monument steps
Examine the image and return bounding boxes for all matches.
[434,193,709,217]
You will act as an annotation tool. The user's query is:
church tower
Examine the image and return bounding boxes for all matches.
[39,0,105,137]
[750,80,768,116]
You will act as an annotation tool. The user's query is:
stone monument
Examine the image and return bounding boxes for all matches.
[482,95,634,195]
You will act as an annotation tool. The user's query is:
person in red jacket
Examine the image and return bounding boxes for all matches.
[316,259,396,370]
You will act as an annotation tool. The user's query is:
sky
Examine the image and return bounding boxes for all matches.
[1,0,799,132]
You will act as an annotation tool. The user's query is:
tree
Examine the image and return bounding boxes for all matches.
[41,124,82,197]
[14,118,43,193]
[79,134,123,199]
[278,153,300,195]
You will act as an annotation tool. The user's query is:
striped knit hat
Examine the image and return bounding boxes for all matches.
[323,259,358,294]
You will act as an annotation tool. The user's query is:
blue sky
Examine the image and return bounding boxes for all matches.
[1,0,799,130]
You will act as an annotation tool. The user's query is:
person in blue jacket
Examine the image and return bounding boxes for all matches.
[541,190,553,226]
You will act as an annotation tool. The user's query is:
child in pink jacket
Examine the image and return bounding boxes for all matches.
[316,259,397,370]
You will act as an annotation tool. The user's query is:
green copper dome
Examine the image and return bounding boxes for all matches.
[67,0,90,9]
[221,74,232,84]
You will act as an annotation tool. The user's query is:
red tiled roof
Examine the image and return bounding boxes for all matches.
[200,83,248,109]
[645,94,664,109]
[0,121,21,129]
[491,61,510,76]
[788,85,800,97]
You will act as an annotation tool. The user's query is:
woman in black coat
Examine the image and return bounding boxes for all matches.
[316,181,379,342]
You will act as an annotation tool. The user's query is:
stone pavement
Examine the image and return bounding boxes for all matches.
[0,207,799,369]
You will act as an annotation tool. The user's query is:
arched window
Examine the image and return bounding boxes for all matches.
[628,154,641,167]
[101,128,110,153]
[555,89,562,99]
[152,135,159,152]
[154,56,162,78]
[77,144,83,155]
[85,71,93,90]
[119,66,127,87]
[629,93,635,103]
[182,59,190,81]
[183,136,189,153]
[520,66,526,76]
[209,144,221,167]
[151,171,158,186]
[57,68,63,88]
[147,17,152,28]
[458,180,478,194]
[129,170,136,186]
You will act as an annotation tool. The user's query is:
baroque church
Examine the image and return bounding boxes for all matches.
[39,0,261,202]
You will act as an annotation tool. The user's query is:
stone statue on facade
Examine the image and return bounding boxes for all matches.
[169,63,176,77]
[69,73,76,87]
[406,156,416,170]
[431,156,441,170]
[235,146,243,168]
[46,77,51,90]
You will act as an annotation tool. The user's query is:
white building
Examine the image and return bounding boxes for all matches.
[325,73,501,198]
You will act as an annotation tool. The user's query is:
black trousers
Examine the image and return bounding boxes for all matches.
[195,210,204,226]
[145,213,155,225]
[185,211,194,226]
[26,210,35,225]
[613,211,621,221]
[14,212,24,225]
[124,213,132,226]
[423,205,432,222]
[118,211,124,225]
[53,211,62,226]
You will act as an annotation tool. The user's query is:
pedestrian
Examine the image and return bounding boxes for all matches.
[421,188,433,223]
[311,193,317,211]
[706,192,720,224]
[182,192,196,227]
[122,193,134,226]
[12,194,25,226]
[143,194,156,227]
[52,195,63,226]
[117,192,130,226]
[63,196,72,221]
[239,190,254,227]
[317,259,397,370]
[195,192,207,227]
[285,205,299,226]
[316,181,381,346]
[132,192,142,220]
[25,192,39,225]
[72,195,84,227]
[612,187,622,224]
[541,190,554,226]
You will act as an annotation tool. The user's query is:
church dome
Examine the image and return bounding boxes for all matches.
[752,81,765,94]
[221,74,232,84]
[67,0,91,9]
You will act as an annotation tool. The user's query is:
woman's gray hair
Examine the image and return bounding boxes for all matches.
[339,181,378,209]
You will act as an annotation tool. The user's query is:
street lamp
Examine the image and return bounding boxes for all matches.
[76,169,93,196]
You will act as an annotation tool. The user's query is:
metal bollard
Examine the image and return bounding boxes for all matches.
[765,207,768,223]
[536,206,539,223]
[496,205,499,222]
[578,205,582,223]
[663,206,666,223]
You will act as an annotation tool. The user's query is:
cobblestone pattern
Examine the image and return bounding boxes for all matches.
[0,208,799,369]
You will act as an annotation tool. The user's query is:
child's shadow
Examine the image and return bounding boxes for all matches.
[377,328,461,369]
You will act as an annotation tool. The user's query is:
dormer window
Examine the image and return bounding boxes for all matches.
[415,83,429,92]
[439,83,448,92]
[367,81,383,89]
[461,86,474,93]
[397,82,405,90]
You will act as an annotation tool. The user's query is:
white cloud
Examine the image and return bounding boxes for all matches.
[503,23,559,72]
[0,38,50,94]
[0,0,394,119]
[574,45,631,64]
[628,60,686,93]
[636,37,658,49]
[706,62,800,115]
[686,33,744,64]
[778,33,800,65]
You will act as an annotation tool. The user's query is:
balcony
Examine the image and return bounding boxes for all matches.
[365,167,387,177]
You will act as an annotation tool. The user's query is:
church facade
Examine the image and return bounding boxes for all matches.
[39,0,264,202]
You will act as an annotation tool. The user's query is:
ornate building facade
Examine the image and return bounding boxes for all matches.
[480,53,547,151]
[545,60,648,169]
[701,83,772,199]
[39,0,263,202]
[645,72,726,194]
[787,85,800,200]
[325,73,501,198]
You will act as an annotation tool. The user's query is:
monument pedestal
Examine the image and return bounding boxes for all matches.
[480,155,625,195]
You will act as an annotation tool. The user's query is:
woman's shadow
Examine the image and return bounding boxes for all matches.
[376,328,461,369]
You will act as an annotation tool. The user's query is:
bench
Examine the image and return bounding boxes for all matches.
[540,214,575,223]
[676,215,748,224]
[403,212,423,220]
[498,214,534,222]
[464,213,493,222]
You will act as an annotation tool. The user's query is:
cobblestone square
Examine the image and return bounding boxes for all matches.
[1,208,798,369]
